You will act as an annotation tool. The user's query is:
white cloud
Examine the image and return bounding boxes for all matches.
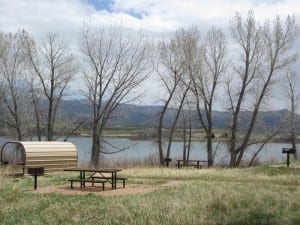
[0,0,299,107]
[112,0,300,29]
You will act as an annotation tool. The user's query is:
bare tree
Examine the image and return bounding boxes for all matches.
[26,33,77,141]
[165,84,191,167]
[28,76,44,141]
[155,33,187,166]
[284,71,299,159]
[226,11,298,167]
[0,31,29,140]
[186,27,227,167]
[181,99,193,163]
[81,26,150,167]
[157,27,226,168]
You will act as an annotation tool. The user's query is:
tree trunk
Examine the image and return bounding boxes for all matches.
[182,117,187,162]
[229,136,237,167]
[16,123,23,141]
[290,91,297,160]
[157,80,178,166]
[158,111,165,166]
[187,120,192,161]
[34,108,42,141]
[206,133,213,167]
[47,119,53,141]
[90,124,100,168]
[165,86,189,166]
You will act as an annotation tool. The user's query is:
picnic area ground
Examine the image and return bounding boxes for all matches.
[0,164,300,225]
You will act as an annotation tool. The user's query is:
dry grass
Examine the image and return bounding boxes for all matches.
[0,164,300,225]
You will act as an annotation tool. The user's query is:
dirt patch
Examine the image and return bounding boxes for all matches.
[27,180,186,196]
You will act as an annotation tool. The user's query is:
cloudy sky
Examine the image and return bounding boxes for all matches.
[0,0,299,108]
[1,0,299,37]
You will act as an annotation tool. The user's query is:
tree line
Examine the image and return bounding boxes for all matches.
[156,11,299,167]
[0,11,299,167]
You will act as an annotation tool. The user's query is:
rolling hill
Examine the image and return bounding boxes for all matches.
[60,99,298,131]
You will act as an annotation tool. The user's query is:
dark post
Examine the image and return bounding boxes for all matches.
[282,148,296,167]
[164,158,172,167]
[33,174,38,190]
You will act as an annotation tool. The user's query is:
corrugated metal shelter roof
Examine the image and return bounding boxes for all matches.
[0,141,78,175]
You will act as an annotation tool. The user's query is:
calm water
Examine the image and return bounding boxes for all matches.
[66,137,297,166]
[1,136,297,166]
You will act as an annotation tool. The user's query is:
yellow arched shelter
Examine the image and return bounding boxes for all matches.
[0,141,78,175]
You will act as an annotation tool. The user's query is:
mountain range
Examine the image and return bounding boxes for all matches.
[60,99,299,131]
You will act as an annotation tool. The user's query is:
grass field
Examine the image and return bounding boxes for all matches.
[0,165,299,225]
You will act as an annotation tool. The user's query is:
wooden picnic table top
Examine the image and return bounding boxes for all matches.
[63,168,122,173]
[176,159,208,163]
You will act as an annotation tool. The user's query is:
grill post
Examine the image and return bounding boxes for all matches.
[27,167,44,190]
[282,148,296,167]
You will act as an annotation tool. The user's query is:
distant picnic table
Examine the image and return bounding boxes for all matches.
[176,159,208,169]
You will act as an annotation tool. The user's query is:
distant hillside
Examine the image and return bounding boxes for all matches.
[59,100,299,131]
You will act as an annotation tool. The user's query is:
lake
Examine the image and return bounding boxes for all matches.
[0,136,297,167]
[66,137,297,166]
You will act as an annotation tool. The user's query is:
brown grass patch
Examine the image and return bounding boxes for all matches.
[27,180,186,196]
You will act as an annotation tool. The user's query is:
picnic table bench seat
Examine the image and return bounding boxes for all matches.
[176,163,202,169]
[68,179,107,190]
[176,162,202,169]
[90,176,128,188]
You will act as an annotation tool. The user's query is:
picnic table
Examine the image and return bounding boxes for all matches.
[64,168,126,190]
[176,159,208,169]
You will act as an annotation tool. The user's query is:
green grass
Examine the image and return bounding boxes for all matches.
[1,165,300,225]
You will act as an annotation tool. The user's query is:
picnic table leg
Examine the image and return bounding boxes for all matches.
[80,170,86,188]
[176,161,182,168]
[80,170,83,188]
[112,172,116,189]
